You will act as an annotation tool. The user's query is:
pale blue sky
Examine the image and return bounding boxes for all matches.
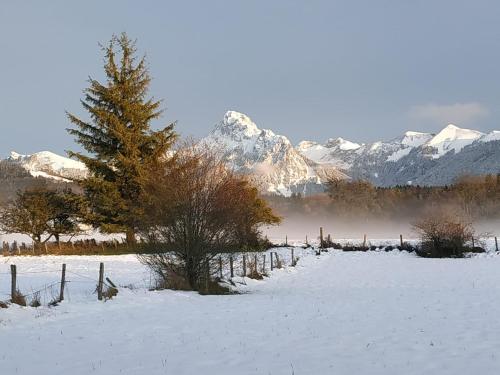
[1,0,499,157]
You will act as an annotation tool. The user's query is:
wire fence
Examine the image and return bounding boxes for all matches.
[0,262,118,308]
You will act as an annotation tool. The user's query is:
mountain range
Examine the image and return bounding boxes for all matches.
[4,110,500,196]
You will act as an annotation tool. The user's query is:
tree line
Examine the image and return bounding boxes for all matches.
[266,174,500,223]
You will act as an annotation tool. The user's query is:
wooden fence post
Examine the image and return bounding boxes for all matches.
[305,235,308,246]
[10,264,16,300]
[285,235,288,246]
[242,255,246,277]
[291,248,295,266]
[270,252,274,271]
[254,254,258,274]
[472,236,475,248]
[363,234,367,248]
[229,256,234,278]
[400,234,404,248]
[262,254,266,273]
[495,236,499,252]
[59,264,66,302]
[205,260,209,291]
[97,262,104,301]
[319,227,324,248]
[219,256,223,279]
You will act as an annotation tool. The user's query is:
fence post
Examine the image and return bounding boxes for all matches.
[285,235,288,246]
[270,252,274,271]
[97,262,104,301]
[262,254,266,273]
[319,227,324,248]
[229,256,234,278]
[363,234,367,248]
[242,255,246,277]
[10,264,16,300]
[291,248,295,266]
[472,236,475,248]
[254,254,258,274]
[59,264,66,302]
[205,260,209,291]
[400,234,403,248]
[305,235,308,246]
[496,236,499,252]
[219,256,223,279]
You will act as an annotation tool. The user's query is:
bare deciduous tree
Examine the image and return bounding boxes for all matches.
[138,147,280,292]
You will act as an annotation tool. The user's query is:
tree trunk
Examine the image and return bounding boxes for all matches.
[126,228,136,245]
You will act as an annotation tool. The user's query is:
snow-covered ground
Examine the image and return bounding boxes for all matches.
[2,246,500,374]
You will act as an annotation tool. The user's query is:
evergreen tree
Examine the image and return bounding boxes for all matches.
[66,33,176,243]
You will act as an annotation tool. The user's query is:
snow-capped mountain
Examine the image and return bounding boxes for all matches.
[7,151,87,181]
[3,113,499,195]
[200,111,347,196]
[299,123,499,187]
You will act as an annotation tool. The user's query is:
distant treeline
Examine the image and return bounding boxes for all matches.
[267,174,500,221]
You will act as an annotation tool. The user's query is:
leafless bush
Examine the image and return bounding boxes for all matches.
[413,212,476,258]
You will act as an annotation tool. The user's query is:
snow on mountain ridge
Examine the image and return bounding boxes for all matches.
[8,151,87,181]
[425,124,484,158]
[202,111,345,196]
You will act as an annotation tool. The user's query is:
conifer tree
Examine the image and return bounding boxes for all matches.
[66,33,176,243]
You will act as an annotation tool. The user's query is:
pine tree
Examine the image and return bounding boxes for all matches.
[66,33,176,243]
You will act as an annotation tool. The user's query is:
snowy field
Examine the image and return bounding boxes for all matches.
[2,245,500,374]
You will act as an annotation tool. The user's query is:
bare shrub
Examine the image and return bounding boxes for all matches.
[413,212,476,258]
[0,300,8,309]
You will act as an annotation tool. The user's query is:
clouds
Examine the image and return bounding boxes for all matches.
[409,102,489,125]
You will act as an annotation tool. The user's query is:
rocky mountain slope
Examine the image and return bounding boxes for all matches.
[200,111,347,195]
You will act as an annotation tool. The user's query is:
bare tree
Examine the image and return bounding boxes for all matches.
[138,147,280,291]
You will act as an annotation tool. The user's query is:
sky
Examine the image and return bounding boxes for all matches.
[1,0,500,157]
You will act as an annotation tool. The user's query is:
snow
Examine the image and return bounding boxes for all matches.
[400,131,433,147]
[326,137,361,151]
[201,111,326,196]
[8,150,87,180]
[387,147,412,162]
[479,130,500,143]
[2,243,500,374]
[426,124,484,158]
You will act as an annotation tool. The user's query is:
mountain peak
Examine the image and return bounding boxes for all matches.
[220,110,261,138]
[325,137,361,151]
[429,124,483,146]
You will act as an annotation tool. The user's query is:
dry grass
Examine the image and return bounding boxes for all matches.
[29,291,41,307]
[11,289,26,306]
